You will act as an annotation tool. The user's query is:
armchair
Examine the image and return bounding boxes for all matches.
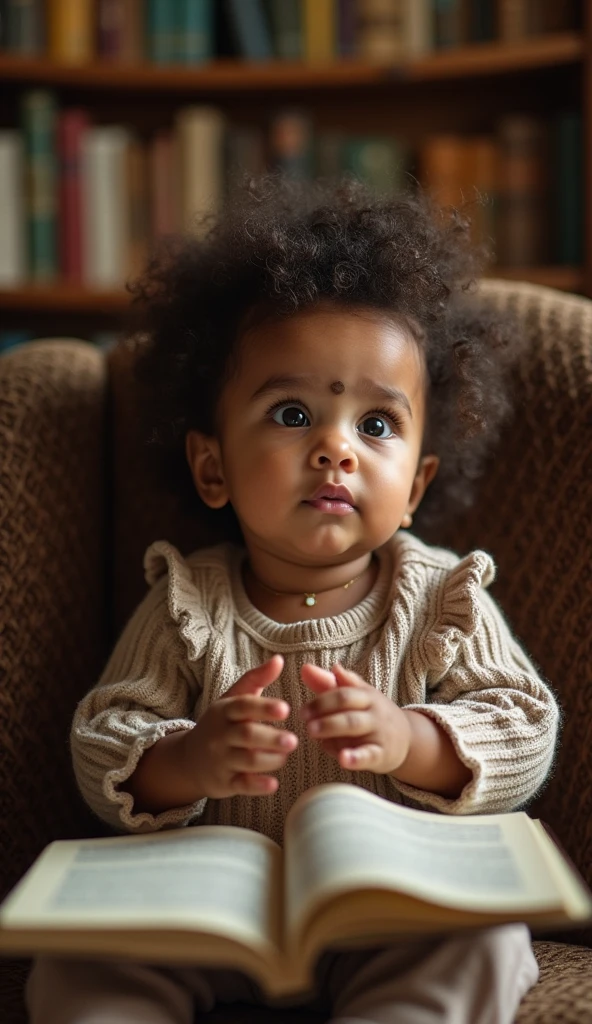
[1,279,591,1022]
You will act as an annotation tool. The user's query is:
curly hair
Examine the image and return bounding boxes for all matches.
[128,175,517,538]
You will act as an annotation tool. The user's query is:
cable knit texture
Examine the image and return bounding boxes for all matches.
[71,532,560,845]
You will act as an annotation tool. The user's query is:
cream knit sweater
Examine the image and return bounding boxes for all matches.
[71,532,560,846]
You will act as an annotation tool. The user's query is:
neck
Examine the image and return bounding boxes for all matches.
[243,546,378,622]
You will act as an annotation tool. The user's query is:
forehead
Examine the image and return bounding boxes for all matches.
[236,307,425,396]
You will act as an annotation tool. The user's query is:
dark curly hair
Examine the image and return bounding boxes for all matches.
[128,175,517,539]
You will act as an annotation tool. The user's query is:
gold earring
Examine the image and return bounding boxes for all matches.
[401,512,413,528]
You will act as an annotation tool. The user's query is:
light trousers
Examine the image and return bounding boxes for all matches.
[26,923,538,1024]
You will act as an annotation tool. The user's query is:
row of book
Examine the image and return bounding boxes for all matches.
[0,91,581,289]
[0,1,581,66]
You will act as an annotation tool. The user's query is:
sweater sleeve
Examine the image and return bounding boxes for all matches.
[390,556,561,816]
[71,573,208,834]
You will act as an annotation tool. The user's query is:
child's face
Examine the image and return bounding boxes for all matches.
[187,306,438,567]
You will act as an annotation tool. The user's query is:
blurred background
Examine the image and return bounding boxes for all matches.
[0,0,586,350]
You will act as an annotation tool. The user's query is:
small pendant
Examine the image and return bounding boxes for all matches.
[304,594,316,607]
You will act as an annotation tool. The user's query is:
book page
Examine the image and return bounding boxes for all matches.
[0,825,283,956]
[284,784,575,943]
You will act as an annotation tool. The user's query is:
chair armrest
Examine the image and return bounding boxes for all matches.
[0,340,108,903]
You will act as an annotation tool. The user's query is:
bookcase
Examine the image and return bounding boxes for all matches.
[0,0,589,346]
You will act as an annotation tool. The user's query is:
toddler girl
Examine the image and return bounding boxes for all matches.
[27,177,559,1023]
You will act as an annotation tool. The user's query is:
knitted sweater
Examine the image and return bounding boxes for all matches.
[71,532,560,846]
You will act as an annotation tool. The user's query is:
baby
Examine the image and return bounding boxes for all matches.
[27,177,559,1023]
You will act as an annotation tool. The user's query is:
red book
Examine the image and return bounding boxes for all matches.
[58,109,89,282]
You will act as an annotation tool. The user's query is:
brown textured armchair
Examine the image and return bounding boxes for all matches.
[1,279,591,1024]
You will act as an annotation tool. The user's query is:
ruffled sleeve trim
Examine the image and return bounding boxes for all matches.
[423,549,496,675]
[103,719,207,832]
[143,540,212,663]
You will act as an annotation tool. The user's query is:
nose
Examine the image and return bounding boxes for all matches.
[308,424,359,472]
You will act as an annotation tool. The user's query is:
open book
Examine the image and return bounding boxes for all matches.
[1,784,591,997]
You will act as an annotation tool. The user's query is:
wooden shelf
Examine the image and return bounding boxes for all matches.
[0,268,583,316]
[0,285,129,313]
[0,33,583,94]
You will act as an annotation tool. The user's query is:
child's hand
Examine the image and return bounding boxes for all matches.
[186,655,297,798]
[300,662,411,774]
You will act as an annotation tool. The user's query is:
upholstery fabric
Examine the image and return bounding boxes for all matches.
[0,280,591,1023]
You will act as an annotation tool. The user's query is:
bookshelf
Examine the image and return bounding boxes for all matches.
[0,14,589,339]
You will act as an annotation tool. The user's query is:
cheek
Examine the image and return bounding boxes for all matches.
[224,438,298,506]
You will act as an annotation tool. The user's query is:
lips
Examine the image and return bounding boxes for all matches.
[309,483,355,505]
[304,483,356,515]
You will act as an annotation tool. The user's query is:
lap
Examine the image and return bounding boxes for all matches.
[26,925,537,1024]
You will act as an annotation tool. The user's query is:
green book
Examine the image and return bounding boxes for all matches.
[21,90,58,281]
[147,0,176,63]
[343,137,408,196]
[554,111,583,266]
[266,0,302,60]
[176,0,214,63]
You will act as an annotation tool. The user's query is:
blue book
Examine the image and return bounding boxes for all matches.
[147,0,175,63]
[225,0,273,61]
[177,0,214,63]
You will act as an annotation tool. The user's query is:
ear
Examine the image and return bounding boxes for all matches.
[185,430,229,509]
[401,454,439,527]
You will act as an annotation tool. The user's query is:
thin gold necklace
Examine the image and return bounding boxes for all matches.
[253,565,369,608]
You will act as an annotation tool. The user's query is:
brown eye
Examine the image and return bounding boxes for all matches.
[272,404,310,428]
[358,415,393,438]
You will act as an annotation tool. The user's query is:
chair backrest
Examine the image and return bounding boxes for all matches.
[107,278,592,902]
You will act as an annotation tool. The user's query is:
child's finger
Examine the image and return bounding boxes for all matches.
[300,663,337,693]
[332,662,371,689]
[226,721,298,752]
[226,655,284,698]
[229,772,279,796]
[307,709,373,740]
[225,696,291,722]
[301,688,370,725]
[338,744,382,770]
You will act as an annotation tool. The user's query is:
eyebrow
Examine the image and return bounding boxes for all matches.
[251,373,413,419]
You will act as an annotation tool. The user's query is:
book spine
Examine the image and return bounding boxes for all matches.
[149,130,177,237]
[337,0,356,56]
[225,0,273,61]
[462,135,499,257]
[303,0,336,63]
[343,135,407,195]
[57,108,88,283]
[404,0,434,56]
[267,0,302,60]
[120,0,144,61]
[356,0,406,63]
[0,0,8,49]
[469,0,496,42]
[268,110,313,179]
[22,89,58,281]
[0,131,27,284]
[147,0,175,63]
[553,111,583,265]
[433,0,468,48]
[496,0,532,40]
[97,0,126,59]
[6,0,43,54]
[177,0,214,63]
[541,0,579,33]
[496,115,549,266]
[224,124,266,192]
[175,105,225,233]
[47,0,94,63]
[82,126,131,286]
[418,132,466,208]
[126,136,148,276]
